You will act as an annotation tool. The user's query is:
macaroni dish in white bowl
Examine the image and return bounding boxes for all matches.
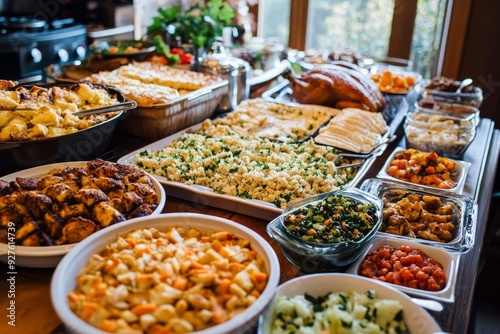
[51,213,280,334]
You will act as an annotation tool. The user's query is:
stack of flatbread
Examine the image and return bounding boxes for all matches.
[314,108,389,153]
[85,61,223,106]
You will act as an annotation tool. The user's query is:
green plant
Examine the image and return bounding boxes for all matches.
[148,0,235,49]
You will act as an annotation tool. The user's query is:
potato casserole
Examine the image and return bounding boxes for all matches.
[0,81,122,141]
[68,226,269,333]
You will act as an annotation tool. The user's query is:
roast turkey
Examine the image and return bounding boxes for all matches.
[286,64,386,112]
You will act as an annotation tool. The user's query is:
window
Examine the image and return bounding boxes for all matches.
[257,0,450,78]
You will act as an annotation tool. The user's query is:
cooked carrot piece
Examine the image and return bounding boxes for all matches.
[131,303,157,315]
[172,276,188,291]
[100,319,118,332]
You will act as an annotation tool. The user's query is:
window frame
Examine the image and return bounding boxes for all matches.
[252,0,470,77]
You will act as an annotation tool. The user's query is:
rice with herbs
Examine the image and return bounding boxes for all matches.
[133,120,359,208]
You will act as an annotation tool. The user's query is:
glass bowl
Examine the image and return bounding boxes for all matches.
[404,108,477,158]
[414,101,480,126]
[266,187,383,273]
[414,79,483,108]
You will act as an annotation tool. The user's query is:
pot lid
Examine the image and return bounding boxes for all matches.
[199,38,250,74]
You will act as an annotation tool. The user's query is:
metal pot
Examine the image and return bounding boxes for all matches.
[199,38,250,112]
[0,111,124,176]
[0,83,132,176]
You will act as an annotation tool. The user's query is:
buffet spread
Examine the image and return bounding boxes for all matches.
[0,43,498,334]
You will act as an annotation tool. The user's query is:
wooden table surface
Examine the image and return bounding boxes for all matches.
[1,117,498,334]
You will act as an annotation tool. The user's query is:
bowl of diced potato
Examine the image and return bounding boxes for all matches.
[51,213,280,334]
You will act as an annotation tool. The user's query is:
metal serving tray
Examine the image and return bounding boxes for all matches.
[118,121,377,221]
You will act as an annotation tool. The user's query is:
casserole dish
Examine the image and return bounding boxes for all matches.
[0,83,135,175]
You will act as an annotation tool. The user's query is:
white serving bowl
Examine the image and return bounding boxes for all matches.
[51,213,280,334]
[259,272,442,334]
[0,161,166,268]
[347,235,460,303]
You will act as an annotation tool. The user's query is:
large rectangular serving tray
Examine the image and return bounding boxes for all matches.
[118,122,377,221]
[360,178,477,253]
[47,63,230,142]
[116,80,229,142]
[262,79,407,155]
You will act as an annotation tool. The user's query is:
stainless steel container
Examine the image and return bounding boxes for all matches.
[199,39,250,112]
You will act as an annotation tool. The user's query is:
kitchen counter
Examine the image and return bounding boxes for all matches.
[0,113,498,333]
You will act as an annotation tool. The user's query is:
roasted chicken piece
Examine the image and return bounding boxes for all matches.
[39,175,64,189]
[15,221,40,241]
[44,212,64,239]
[44,183,75,203]
[122,191,145,212]
[123,171,153,186]
[129,203,156,219]
[57,217,98,245]
[74,188,110,207]
[0,179,13,196]
[92,201,126,227]
[21,191,53,220]
[94,176,124,192]
[15,177,40,190]
[286,64,386,112]
[57,203,90,220]
[0,202,32,226]
[127,183,158,205]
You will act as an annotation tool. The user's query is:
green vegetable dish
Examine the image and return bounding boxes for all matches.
[270,290,409,334]
[284,195,377,243]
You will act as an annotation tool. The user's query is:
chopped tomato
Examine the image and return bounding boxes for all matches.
[180,53,194,65]
[170,48,185,55]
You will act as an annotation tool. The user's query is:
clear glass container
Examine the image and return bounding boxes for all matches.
[414,79,483,108]
[414,101,480,126]
[266,187,383,273]
[404,109,477,158]
[359,178,477,253]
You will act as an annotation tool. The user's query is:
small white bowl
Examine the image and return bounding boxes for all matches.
[51,213,280,334]
[377,146,470,194]
[0,161,166,268]
[258,272,442,334]
[347,235,460,302]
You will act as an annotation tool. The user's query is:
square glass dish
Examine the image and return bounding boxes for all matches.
[360,178,477,253]
[404,109,477,159]
[377,146,471,194]
[266,187,383,272]
[347,234,461,302]
[415,101,480,126]
[414,79,483,108]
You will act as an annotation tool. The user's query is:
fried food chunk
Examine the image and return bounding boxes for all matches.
[0,159,159,246]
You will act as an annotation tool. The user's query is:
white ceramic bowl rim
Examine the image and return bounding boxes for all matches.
[259,272,442,334]
[51,212,280,334]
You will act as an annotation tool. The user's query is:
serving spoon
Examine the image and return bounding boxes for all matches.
[1,100,137,116]
[456,78,473,93]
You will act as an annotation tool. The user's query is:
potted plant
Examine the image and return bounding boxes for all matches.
[148,0,236,52]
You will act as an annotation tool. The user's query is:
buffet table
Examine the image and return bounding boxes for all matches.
[0,110,498,333]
